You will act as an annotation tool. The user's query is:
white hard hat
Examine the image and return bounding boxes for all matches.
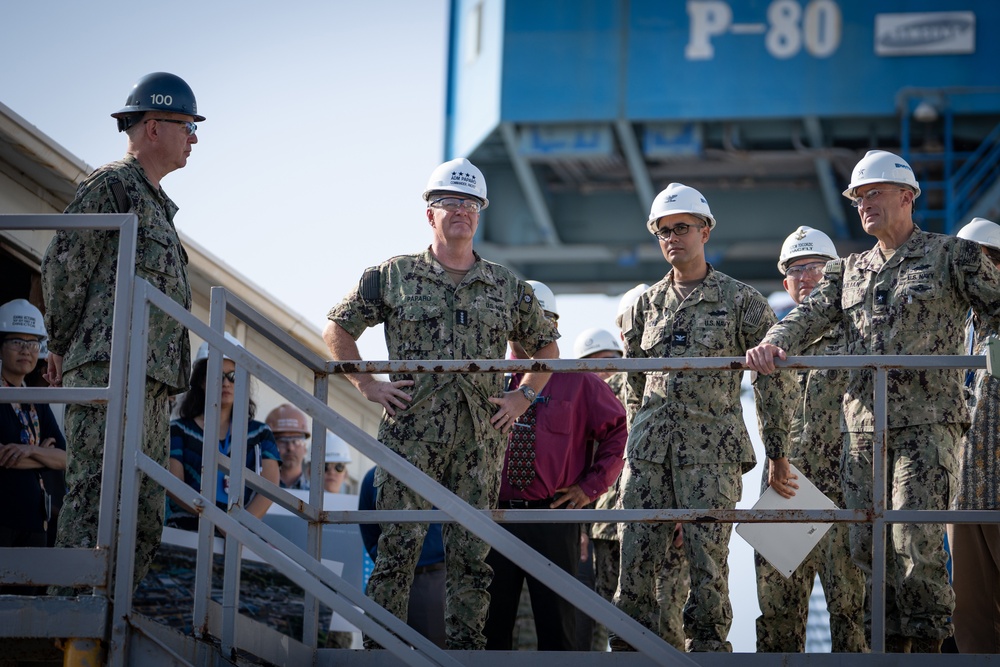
[646,182,716,233]
[422,157,489,209]
[0,299,47,341]
[843,150,921,200]
[615,284,649,330]
[777,226,839,274]
[573,327,621,358]
[324,432,352,464]
[194,331,243,364]
[957,217,1000,251]
[525,280,558,317]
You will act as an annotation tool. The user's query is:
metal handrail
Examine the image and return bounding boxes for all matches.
[118,278,997,663]
[4,212,993,663]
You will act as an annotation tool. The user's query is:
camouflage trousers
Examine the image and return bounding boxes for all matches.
[592,534,689,652]
[754,520,867,652]
[656,535,690,650]
[843,424,959,640]
[591,537,617,650]
[367,413,502,650]
[614,458,740,652]
[50,362,170,596]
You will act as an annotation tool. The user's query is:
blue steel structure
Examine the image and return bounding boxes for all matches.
[445,0,1000,295]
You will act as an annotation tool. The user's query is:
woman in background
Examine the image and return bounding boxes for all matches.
[166,337,280,530]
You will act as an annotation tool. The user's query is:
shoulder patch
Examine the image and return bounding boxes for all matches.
[107,176,131,213]
[359,267,380,302]
[742,298,767,331]
[824,259,843,275]
[518,281,536,313]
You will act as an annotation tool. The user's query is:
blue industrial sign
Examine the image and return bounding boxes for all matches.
[491,0,1000,122]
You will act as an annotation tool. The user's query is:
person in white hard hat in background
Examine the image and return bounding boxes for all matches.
[485,281,625,651]
[612,183,790,653]
[753,227,867,653]
[747,151,1000,652]
[321,433,352,494]
[265,403,312,490]
[949,217,1000,654]
[324,158,559,650]
[166,335,281,531]
[42,72,201,596]
[0,299,67,593]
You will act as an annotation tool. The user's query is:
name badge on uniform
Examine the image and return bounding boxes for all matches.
[672,331,688,345]
[456,310,468,326]
[875,290,888,306]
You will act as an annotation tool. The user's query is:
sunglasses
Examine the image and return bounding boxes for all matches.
[325,462,347,473]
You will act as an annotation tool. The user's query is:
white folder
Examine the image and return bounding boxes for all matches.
[735,464,837,579]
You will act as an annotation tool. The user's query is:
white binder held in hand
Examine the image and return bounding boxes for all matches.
[735,464,837,579]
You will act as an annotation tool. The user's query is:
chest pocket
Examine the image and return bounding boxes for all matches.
[895,274,945,330]
[692,326,726,353]
[640,324,671,356]
[137,228,181,281]
[396,304,443,357]
[479,300,513,336]
[842,285,865,311]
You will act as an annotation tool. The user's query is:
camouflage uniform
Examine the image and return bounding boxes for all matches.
[591,372,689,651]
[613,266,789,652]
[948,316,1000,653]
[754,321,867,652]
[327,249,557,650]
[763,226,1000,641]
[42,155,191,593]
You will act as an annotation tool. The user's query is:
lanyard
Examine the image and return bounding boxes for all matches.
[2,377,39,446]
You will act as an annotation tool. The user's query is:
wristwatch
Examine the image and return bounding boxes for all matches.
[518,385,537,402]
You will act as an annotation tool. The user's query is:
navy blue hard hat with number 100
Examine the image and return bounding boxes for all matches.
[111,72,205,131]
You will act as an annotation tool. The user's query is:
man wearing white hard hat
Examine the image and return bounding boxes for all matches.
[484,281,625,651]
[753,227,866,653]
[949,217,1000,654]
[613,184,790,652]
[747,151,1000,652]
[324,158,559,649]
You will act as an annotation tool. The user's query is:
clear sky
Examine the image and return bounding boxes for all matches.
[2,1,795,653]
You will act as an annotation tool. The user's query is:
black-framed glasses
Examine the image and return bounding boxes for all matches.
[430,197,481,214]
[2,338,41,353]
[653,222,704,242]
[849,187,904,208]
[221,371,237,383]
[785,261,827,280]
[326,462,347,473]
[146,118,198,136]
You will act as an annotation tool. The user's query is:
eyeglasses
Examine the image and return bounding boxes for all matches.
[429,197,481,214]
[653,222,704,242]
[325,462,347,473]
[785,261,827,279]
[2,338,41,352]
[146,118,198,136]
[275,436,307,445]
[221,371,237,383]
[849,188,904,208]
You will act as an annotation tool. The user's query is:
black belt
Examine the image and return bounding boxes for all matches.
[496,497,556,509]
[414,561,446,575]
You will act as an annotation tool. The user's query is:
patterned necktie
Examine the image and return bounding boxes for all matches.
[507,402,537,490]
